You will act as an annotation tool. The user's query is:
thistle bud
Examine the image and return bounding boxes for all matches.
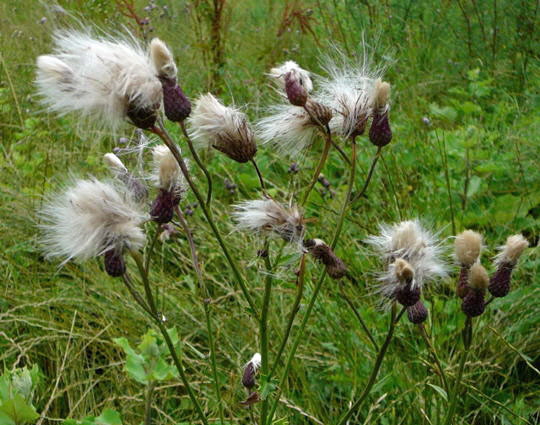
[455,230,483,267]
[104,249,126,277]
[456,266,469,298]
[150,189,179,224]
[284,71,308,107]
[304,239,347,279]
[488,234,529,298]
[368,80,392,147]
[393,259,420,307]
[461,289,485,317]
[304,99,332,128]
[242,353,261,390]
[407,300,428,324]
[159,76,192,122]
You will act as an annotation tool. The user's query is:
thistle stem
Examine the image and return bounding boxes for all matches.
[180,121,213,206]
[418,323,449,392]
[144,382,156,425]
[301,128,333,206]
[266,138,358,424]
[122,259,209,425]
[260,239,273,425]
[349,146,382,205]
[151,124,259,318]
[175,206,225,425]
[251,158,267,193]
[336,306,406,425]
[268,254,306,380]
[443,317,472,425]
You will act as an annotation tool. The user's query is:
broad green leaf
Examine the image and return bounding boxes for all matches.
[95,409,122,425]
[0,394,39,424]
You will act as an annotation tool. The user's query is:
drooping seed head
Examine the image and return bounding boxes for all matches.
[304,238,347,279]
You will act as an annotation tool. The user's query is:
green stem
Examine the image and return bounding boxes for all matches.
[175,206,225,425]
[349,146,382,206]
[122,260,209,425]
[340,281,379,351]
[443,317,472,425]
[301,129,333,206]
[336,306,406,425]
[266,138,358,423]
[151,124,259,318]
[268,254,306,380]
[260,240,273,425]
[144,382,156,425]
[180,121,213,206]
[418,324,449,393]
[144,228,160,276]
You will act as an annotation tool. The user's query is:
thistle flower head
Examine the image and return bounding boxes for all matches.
[256,103,320,157]
[371,79,391,112]
[36,30,161,130]
[151,145,187,193]
[150,37,177,79]
[269,60,313,93]
[366,220,446,296]
[468,263,489,290]
[233,198,304,243]
[40,178,147,264]
[494,234,529,266]
[316,52,381,139]
[188,94,256,163]
[454,230,482,266]
[242,353,261,390]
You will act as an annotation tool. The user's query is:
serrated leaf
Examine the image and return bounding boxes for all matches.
[95,409,122,425]
[0,394,39,424]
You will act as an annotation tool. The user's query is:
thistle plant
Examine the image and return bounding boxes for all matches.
[32,24,533,425]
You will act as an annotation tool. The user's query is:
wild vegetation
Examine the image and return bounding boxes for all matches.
[0,1,538,425]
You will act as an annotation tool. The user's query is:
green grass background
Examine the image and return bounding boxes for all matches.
[0,0,539,424]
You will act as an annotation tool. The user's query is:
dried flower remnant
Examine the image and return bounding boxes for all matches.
[304,239,347,279]
[454,230,483,298]
[462,263,489,317]
[40,178,147,277]
[150,38,191,122]
[242,353,261,390]
[368,79,392,147]
[150,145,188,224]
[189,94,256,163]
[103,153,148,203]
[316,52,381,139]
[36,30,162,130]
[233,198,304,243]
[488,234,529,298]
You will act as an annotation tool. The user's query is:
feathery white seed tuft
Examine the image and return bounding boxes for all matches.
[366,220,447,295]
[103,153,127,173]
[494,234,529,266]
[151,144,188,194]
[469,263,489,290]
[36,30,162,129]
[256,103,318,157]
[150,37,177,79]
[269,60,313,93]
[233,198,304,243]
[454,230,482,266]
[40,178,147,265]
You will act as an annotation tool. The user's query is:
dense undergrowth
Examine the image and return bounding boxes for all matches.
[0,0,539,424]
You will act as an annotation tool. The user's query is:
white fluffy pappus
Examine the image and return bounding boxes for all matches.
[188,93,256,162]
[256,103,319,157]
[150,37,177,79]
[366,220,447,291]
[151,144,188,194]
[269,60,313,93]
[246,352,262,369]
[40,178,148,264]
[233,198,304,243]
[103,153,128,174]
[36,30,162,129]
[494,234,529,266]
[315,51,382,138]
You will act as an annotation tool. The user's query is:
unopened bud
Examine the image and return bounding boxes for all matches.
[104,249,126,277]
[407,300,428,324]
[160,76,192,122]
[150,189,179,224]
[461,289,485,317]
[284,71,308,107]
[488,262,513,297]
[369,111,392,147]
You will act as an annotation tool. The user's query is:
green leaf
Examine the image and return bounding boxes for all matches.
[0,394,39,424]
[427,383,448,401]
[95,409,122,425]
[466,176,482,198]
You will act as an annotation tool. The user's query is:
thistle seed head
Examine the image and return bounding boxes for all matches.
[407,300,428,324]
[454,230,483,266]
